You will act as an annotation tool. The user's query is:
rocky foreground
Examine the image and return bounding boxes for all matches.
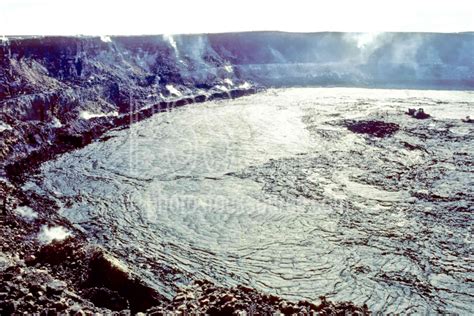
[0,92,372,314]
[1,178,370,315]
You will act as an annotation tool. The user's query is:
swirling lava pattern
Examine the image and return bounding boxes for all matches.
[26,88,474,314]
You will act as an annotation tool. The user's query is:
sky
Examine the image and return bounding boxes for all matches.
[0,0,473,36]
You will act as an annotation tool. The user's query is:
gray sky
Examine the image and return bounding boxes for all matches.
[1,0,473,35]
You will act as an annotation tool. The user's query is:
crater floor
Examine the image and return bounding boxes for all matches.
[26,88,474,314]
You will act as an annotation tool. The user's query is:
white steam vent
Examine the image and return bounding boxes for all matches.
[52,117,62,128]
[14,206,38,221]
[80,111,119,120]
[0,122,12,132]
[166,84,182,97]
[239,82,251,89]
[163,34,179,57]
[38,226,72,244]
[355,32,381,49]
[215,85,229,92]
[100,35,112,43]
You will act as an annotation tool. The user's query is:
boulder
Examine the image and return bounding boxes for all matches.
[86,247,164,313]
[46,280,67,295]
[461,116,473,123]
[406,108,430,119]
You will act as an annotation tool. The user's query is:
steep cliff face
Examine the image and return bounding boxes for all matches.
[1,32,473,122]
[0,32,473,175]
[0,34,254,172]
[0,35,249,122]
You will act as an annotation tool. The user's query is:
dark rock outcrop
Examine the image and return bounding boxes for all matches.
[0,230,371,314]
[345,120,400,137]
[407,108,431,119]
[86,248,164,312]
